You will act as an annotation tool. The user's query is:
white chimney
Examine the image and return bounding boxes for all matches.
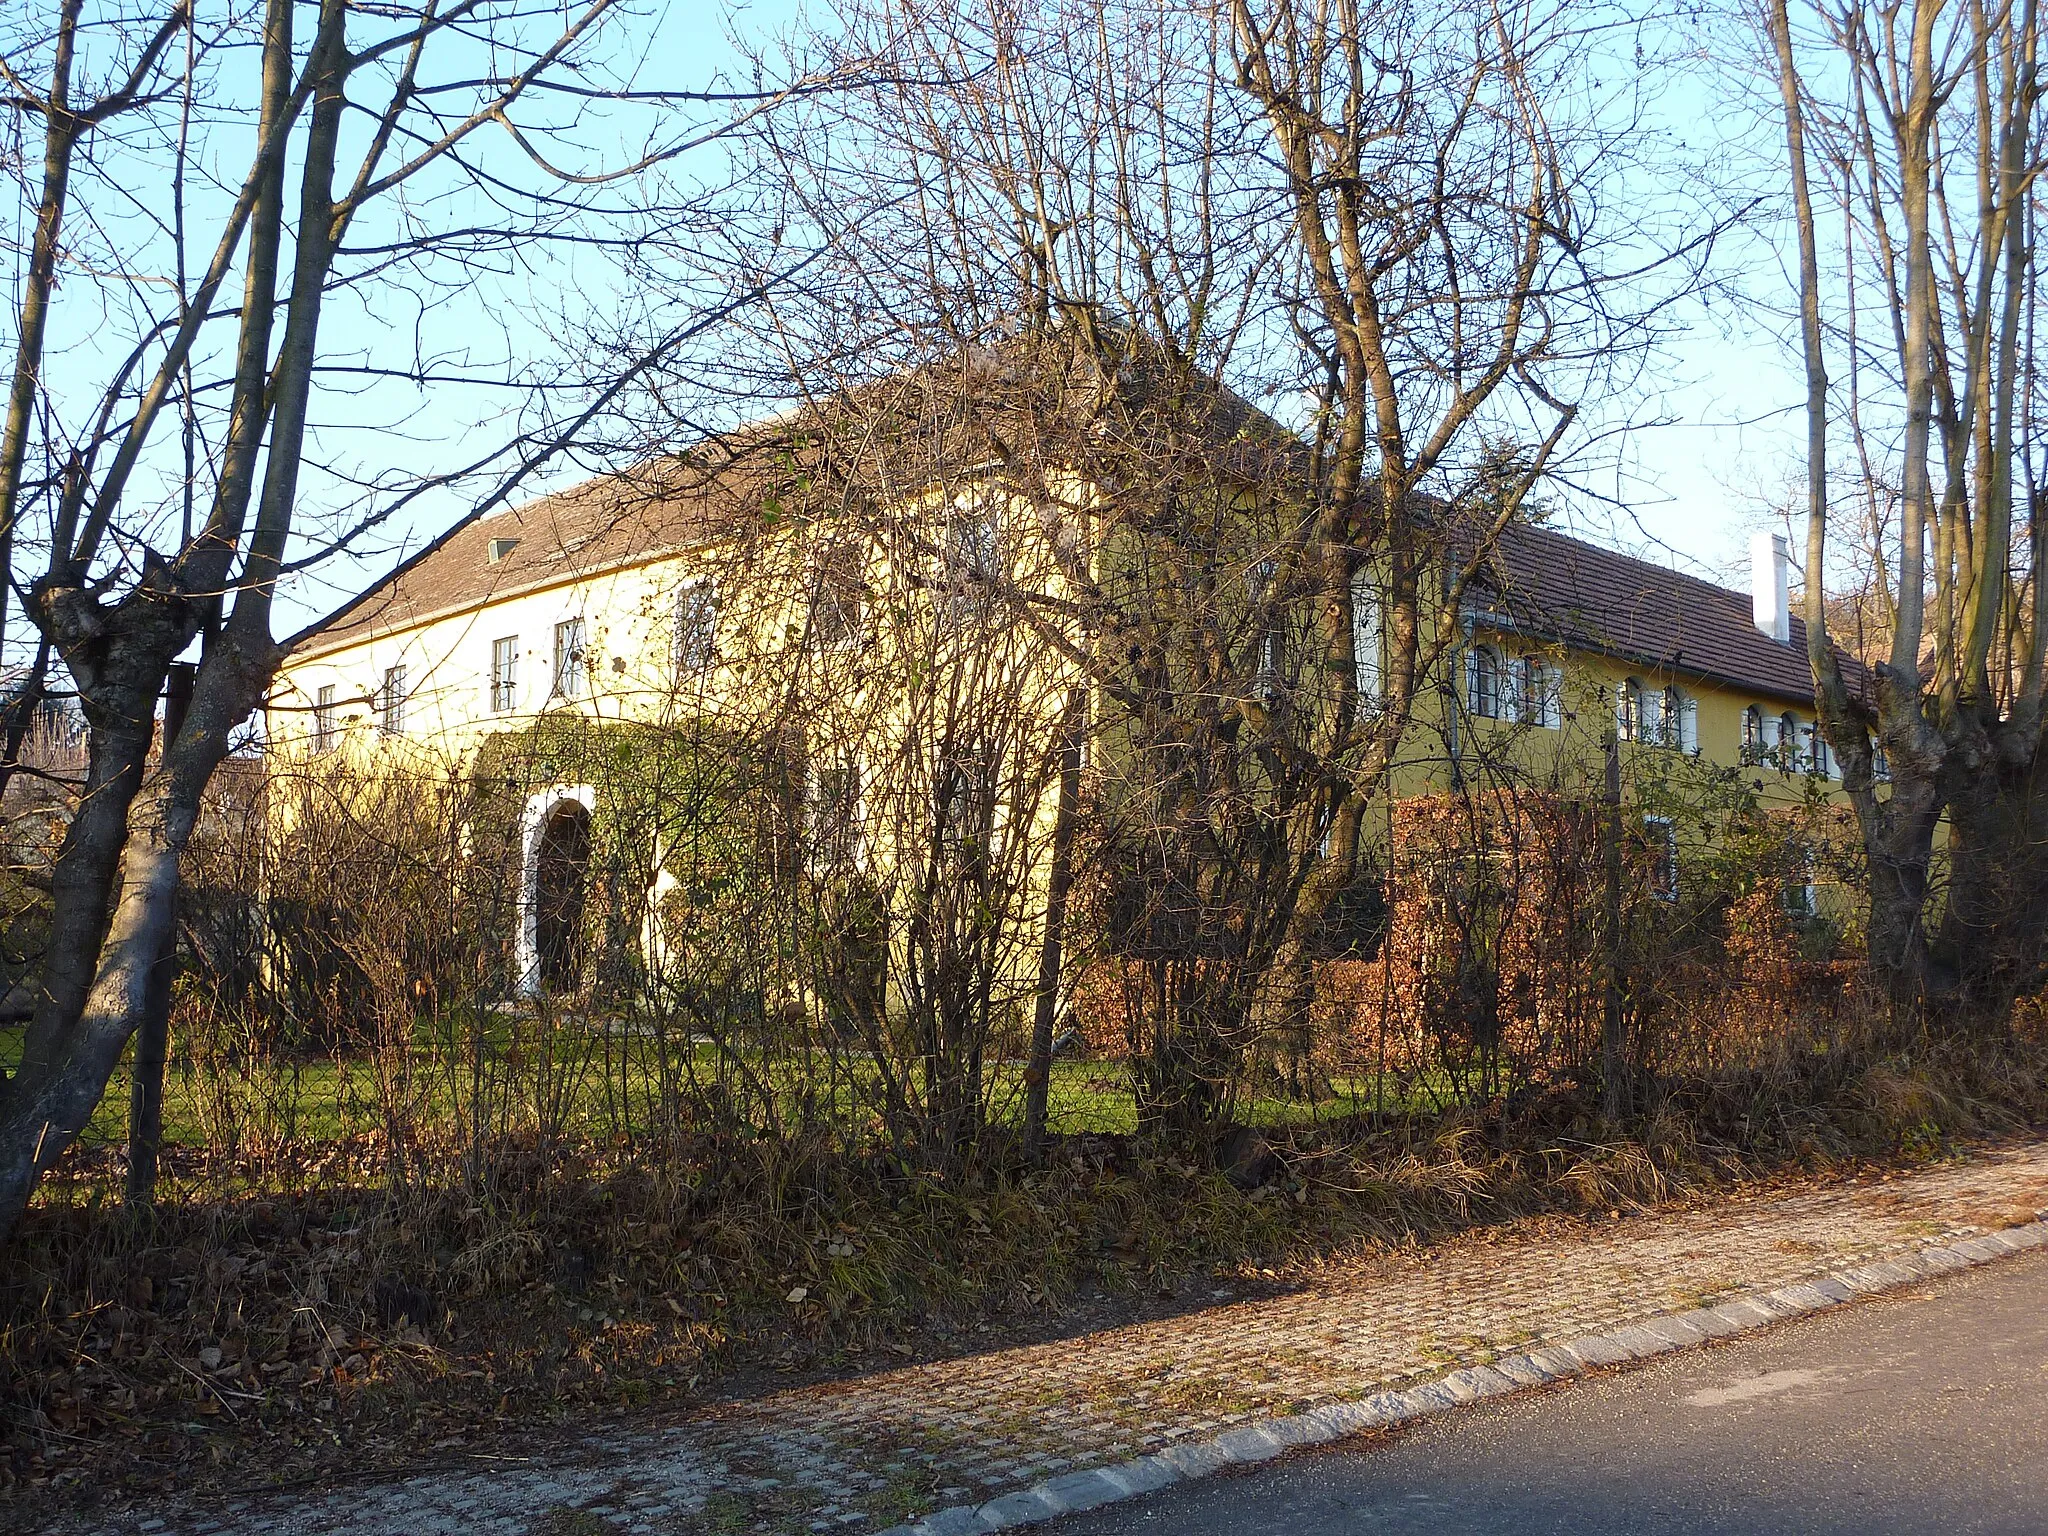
[1751,531,1790,645]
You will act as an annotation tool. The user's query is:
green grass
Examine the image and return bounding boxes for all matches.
[5,1009,1430,1169]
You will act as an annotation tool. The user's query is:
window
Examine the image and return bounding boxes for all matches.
[1872,736,1891,783]
[1658,688,1698,754]
[312,684,339,754]
[553,618,586,699]
[1647,815,1679,903]
[1247,560,1284,698]
[1783,874,1818,920]
[1782,839,1817,919]
[378,665,407,737]
[1511,657,1562,728]
[808,754,863,872]
[1617,677,1644,742]
[1740,705,1765,765]
[808,543,864,648]
[1466,645,1503,719]
[1776,711,1800,773]
[488,536,519,564]
[491,636,519,712]
[936,750,992,853]
[1803,721,1835,779]
[939,495,1002,625]
[1351,570,1383,700]
[676,581,718,673]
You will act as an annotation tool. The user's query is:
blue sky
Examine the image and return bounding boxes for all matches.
[268,0,1813,636]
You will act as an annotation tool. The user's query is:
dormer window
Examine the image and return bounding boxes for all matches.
[489,536,519,564]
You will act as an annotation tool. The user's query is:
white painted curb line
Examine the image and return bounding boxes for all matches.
[875,1218,2048,1536]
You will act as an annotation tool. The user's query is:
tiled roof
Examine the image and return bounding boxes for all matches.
[1471,520,1866,707]
[292,342,1300,661]
[294,349,1850,715]
[293,452,786,661]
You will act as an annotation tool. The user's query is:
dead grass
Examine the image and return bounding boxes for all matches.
[5,1023,2047,1527]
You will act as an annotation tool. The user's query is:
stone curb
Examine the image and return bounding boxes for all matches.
[874,1217,2048,1536]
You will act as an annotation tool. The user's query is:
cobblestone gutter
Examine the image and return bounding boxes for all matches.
[87,1143,2048,1536]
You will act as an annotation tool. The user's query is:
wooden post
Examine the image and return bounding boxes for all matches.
[125,659,196,1212]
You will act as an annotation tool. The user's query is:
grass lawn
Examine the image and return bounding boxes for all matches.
[5,1009,1429,1173]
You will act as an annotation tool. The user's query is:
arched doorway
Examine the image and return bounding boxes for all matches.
[533,799,591,991]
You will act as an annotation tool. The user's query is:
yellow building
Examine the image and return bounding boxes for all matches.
[277,392,1867,991]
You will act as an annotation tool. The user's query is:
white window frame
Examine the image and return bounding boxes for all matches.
[1741,705,1765,765]
[935,747,993,853]
[1465,644,1504,720]
[939,492,1003,627]
[1515,657,1562,728]
[1783,839,1818,919]
[490,635,519,713]
[808,542,864,650]
[378,665,407,737]
[1646,815,1679,903]
[1776,711,1801,773]
[1617,677,1644,742]
[1351,570,1382,701]
[1247,559,1284,698]
[312,683,339,755]
[1803,721,1836,779]
[1630,684,1662,745]
[553,617,586,700]
[676,579,719,674]
[807,752,865,873]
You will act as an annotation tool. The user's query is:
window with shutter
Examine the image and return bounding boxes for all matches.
[1466,646,1502,719]
[1741,705,1764,764]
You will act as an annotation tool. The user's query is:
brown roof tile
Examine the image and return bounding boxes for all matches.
[293,341,1298,661]
[293,452,784,660]
[1472,521,1866,707]
[296,344,1847,715]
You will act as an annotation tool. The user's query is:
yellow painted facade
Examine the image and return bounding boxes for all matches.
[275,474,1862,984]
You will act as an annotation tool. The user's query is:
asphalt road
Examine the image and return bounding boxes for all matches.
[1046,1245,2048,1535]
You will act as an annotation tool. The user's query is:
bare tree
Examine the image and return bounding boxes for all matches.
[740,0,1715,1130]
[1768,0,2048,1023]
[0,0,828,1237]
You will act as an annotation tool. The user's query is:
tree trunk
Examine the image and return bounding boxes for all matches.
[0,639,250,1237]
[125,658,197,1212]
[1024,686,1085,1157]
